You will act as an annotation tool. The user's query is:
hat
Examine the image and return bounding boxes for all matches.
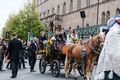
[114,17,120,24]
[107,14,120,29]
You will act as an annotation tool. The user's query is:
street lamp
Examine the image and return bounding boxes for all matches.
[80,11,86,40]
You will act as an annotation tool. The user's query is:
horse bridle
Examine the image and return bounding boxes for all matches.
[89,37,102,54]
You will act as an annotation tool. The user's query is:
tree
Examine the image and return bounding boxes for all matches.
[2,0,45,40]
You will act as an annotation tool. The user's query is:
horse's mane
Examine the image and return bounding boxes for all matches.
[84,33,103,47]
[84,34,98,44]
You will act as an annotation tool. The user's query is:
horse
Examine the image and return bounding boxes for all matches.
[64,32,105,80]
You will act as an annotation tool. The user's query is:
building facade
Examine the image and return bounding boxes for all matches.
[35,0,120,31]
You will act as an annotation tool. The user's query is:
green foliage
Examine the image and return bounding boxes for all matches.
[2,0,45,40]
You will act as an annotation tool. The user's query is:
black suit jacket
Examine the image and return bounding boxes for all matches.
[6,38,22,60]
[29,41,38,57]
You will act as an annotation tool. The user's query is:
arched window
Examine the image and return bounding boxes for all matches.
[40,13,42,18]
[77,0,81,10]
[69,0,73,12]
[106,11,110,22]
[102,12,106,24]
[63,2,66,15]
[47,10,49,16]
[43,12,46,17]
[57,5,60,15]
[86,0,90,7]
[37,0,39,5]
[52,8,54,14]
[116,8,120,15]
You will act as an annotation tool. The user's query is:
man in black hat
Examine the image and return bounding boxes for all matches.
[6,33,22,78]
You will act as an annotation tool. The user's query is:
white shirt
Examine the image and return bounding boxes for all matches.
[66,34,78,45]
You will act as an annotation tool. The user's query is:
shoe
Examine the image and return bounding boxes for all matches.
[23,67,27,69]
[0,69,5,72]
[30,70,36,72]
[6,67,10,70]
[10,75,16,78]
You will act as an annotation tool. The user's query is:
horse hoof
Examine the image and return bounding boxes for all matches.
[65,75,69,79]
[66,77,69,79]
[84,76,87,80]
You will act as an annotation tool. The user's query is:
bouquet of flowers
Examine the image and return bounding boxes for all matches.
[72,38,78,43]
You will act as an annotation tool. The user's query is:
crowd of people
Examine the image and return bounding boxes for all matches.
[0,27,81,79]
[1,16,120,79]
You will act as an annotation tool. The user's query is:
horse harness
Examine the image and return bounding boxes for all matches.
[79,37,101,60]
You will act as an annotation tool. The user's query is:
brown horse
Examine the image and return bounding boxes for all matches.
[64,32,105,80]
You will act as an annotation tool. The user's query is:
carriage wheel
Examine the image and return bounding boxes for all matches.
[39,57,46,74]
[51,60,60,77]
[77,65,84,76]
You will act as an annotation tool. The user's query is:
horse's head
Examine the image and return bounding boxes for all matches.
[93,32,105,48]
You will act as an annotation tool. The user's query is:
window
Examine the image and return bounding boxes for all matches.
[69,0,73,12]
[86,0,90,7]
[52,8,54,14]
[40,13,42,18]
[102,12,106,24]
[43,12,46,18]
[47,10,49,16]
[77,0,81,10]
[37,0,39,5]
[57,5,60,15]
[116,8,120,15]
[63,2,66,15]
[106,11,110,22]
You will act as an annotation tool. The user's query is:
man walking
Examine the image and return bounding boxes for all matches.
[29,37,38,72]
[6,33,22,78]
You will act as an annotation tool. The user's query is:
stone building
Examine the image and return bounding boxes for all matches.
[35,0,120,32]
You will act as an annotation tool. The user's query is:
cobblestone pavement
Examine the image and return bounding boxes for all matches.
[0,60,96,80]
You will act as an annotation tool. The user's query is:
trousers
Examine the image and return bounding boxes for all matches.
[29,56,36,71]
[11,60,19,76]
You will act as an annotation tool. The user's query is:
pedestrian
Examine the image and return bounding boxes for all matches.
[95,17,120,80]
[29,37,38,72]
[1,39,7,71]
[5,33,22,78]
[39,31,47,49]
[0,44,2,71]
[20,41,27,69]
[66,29,78,45]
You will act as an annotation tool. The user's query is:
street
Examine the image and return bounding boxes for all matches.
[0,60,89,80]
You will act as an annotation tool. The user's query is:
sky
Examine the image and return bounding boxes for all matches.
[0,0,27,36]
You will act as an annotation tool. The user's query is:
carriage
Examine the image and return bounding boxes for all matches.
[38,34,84,78]
[38,36,66,77]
